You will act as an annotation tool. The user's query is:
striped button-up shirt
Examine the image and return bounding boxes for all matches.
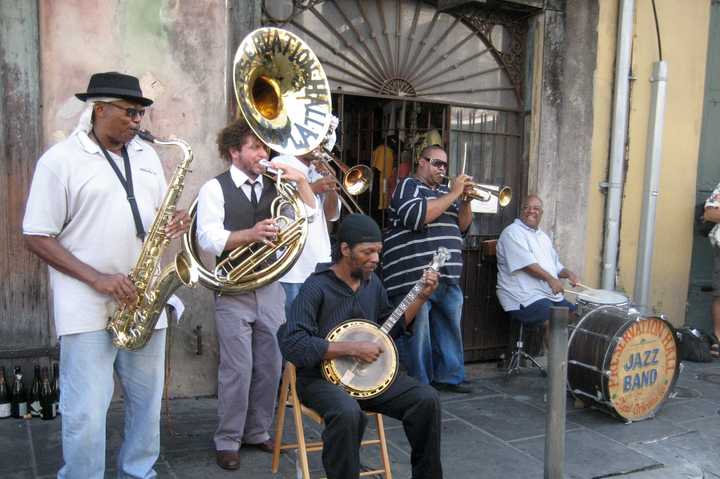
[382,177,464,298]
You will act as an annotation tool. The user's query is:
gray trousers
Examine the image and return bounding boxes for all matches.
[213,282,285,451]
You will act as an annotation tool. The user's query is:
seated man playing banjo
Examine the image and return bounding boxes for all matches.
[277,214,443,479]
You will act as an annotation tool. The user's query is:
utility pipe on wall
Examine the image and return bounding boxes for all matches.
[601,0,635,290]
[634,61,668,311]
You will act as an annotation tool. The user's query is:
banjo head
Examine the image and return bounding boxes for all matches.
[322,320,398,399]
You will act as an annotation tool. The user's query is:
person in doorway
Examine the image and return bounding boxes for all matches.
[382,145,474,393]
[278,214,443,479]
[496,194,580,345]
[703,184,720,357]
[195,118,316,470]
[23,71,190,478]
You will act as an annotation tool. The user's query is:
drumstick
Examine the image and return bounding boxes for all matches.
[574,282,596,292]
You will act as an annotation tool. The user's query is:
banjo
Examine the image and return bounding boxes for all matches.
[321,248,451,399]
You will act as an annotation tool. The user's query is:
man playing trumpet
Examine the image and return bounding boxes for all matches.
[195,118,316,470]
[274,116,341,316]
[382,145,474,393]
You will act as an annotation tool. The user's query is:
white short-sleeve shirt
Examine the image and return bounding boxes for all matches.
[496,218,565,311]
[273,155,340,283]
[23,131,167,336]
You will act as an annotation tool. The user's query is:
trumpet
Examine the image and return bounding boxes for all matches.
[310,148,372,214]
[441,174,512,207]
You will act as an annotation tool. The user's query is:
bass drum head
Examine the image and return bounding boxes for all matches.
[323,320,398,399]
[606,315,679,421]
[568,307,679,422]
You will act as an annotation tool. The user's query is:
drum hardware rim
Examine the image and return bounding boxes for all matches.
[568,359,610,376]
[568,328,615,341]
[570,388,613,407]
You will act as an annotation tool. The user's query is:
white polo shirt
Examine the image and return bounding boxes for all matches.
[496,218,565,311]
[273,155,340,283]
[23,131,167,336]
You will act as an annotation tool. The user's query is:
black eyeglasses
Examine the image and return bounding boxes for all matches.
[423,157,448,169]
[104,102,146,119]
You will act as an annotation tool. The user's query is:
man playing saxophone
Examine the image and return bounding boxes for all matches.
[23,72,190,479]
[195,117,317,471]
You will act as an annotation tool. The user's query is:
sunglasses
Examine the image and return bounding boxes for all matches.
[104,102,146,119]
[423,157,448,169]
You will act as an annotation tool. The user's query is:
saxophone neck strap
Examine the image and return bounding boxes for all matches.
[92,130,146,240]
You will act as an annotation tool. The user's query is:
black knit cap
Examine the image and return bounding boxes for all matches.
[337,214,382,247]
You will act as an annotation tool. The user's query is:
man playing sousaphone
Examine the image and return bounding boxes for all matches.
[278,214,443,479]
[195,117,316,470]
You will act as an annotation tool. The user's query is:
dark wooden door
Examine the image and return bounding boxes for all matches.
[0,2,54,372]
[461,242,510,362]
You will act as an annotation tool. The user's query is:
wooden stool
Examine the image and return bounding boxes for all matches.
[271,362,393,478]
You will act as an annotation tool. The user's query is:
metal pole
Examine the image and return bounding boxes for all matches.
[601,0,635,290]
[634,61,668,312]
[544,306,569,479]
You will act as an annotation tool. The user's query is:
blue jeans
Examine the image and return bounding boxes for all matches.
[508,298,576,326]
[281,282,303,320]
[395,282,465,385]
[59,329,166,479]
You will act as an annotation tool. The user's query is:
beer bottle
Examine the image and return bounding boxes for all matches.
[28,364,41,417]
[10,366,27,418]
[39,367,55,420]
[0,367,10,419]
[51,362,60,415]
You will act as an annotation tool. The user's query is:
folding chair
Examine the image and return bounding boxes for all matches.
[271,362,393,478]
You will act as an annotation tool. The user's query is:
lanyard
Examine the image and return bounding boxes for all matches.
[92,131,146,240]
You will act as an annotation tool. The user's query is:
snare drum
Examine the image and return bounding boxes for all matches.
[574,289,629,317]
[567,306,679,422]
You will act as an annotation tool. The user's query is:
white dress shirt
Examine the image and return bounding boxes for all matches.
[496,218,565,311]
[273,155,340,283]
[196,163,316,257]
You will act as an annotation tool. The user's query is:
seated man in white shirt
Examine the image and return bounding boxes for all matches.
[496,195,579,343]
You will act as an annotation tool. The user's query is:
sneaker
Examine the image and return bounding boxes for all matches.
[431,381,474,394]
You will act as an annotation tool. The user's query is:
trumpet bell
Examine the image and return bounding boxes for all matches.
[344,165,373,195]
[497,187,512,207]
[233,28,333,156]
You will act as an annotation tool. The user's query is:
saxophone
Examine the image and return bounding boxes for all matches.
[106,130,199,350]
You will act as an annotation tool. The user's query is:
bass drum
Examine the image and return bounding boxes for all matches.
[567,306,679,422]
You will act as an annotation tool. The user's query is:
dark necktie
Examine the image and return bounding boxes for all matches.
[246,180,258,208]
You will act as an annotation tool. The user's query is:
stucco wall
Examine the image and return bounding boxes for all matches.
[528,0,598,278]
[38,0,232,396]
[585,0,711,325]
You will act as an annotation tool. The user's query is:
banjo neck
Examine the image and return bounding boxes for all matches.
[379,281,425,335]
[379,248,449,335]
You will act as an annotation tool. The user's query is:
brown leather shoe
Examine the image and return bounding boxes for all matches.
[216,450,240,470]
[244,438,274,454]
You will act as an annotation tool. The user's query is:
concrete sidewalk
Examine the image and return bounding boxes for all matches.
[2,360,720,479]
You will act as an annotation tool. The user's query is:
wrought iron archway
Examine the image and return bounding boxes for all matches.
[264,0,526,111]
